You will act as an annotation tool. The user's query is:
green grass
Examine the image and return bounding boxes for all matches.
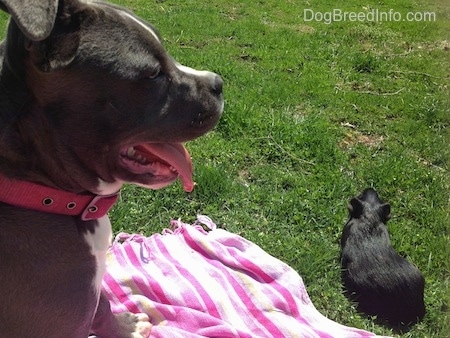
[2,0,449,336]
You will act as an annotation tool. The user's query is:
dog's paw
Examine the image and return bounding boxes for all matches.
[115,312,152,338]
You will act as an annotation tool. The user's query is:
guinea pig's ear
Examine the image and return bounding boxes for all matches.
[348,198,363,218]
[381,203,391,223]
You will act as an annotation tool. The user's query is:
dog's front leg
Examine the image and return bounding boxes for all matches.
[90,292,152,338]
[84,216,152,337]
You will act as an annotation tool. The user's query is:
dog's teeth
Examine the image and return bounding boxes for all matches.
[127,147,136,157]
[169,166,177,172]
[137,155,147,163]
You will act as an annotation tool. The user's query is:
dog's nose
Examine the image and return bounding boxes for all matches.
[210,74,223,95]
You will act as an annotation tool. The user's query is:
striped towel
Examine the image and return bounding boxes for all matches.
[102,216,390,338]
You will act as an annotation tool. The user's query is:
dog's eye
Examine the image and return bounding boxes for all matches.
[144,66,161,80]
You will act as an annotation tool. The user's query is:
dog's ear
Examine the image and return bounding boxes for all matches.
[25,1,87,72]
[35,18,81,71]
[0,0,59,41]
[348,198,363,218]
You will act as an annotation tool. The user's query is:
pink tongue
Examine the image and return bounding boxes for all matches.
[136,143,194,192]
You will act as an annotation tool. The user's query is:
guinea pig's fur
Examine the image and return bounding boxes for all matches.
[340,188,425,329]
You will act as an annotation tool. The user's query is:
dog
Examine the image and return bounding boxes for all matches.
[0,0,223,336]
[340,188,425,329]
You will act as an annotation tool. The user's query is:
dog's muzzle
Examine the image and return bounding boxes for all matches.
[209,73,223,95]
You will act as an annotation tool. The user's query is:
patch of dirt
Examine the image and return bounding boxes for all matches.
[339,125,385,149]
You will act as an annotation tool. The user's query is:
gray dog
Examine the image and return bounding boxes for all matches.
[0,0,223,336]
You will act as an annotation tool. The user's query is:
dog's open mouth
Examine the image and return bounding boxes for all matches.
[119,143,194,192]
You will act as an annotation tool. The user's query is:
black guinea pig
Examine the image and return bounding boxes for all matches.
[340,188,425,328]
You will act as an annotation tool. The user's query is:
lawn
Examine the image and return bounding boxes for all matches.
[1,0,448,336]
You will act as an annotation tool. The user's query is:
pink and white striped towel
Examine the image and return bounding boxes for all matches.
[102,216,390,338]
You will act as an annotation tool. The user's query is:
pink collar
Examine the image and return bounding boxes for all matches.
[0,175,119,221]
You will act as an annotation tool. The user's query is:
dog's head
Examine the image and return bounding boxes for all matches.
[0,0,223,194]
